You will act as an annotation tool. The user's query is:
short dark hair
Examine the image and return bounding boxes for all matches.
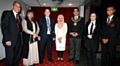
[107,4,115,9]
[13,1,21,6]
[73,7,79,12]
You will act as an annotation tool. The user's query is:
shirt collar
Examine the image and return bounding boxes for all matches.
[74,16,78,19]
[108,15,114,21]
[45,16,50,19]
[12,10,18,17]
[91,20,96,25]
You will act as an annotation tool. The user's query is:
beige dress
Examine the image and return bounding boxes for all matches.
[55,23,67,51]
[22,19,40,66]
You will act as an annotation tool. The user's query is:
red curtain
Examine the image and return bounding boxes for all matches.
[31,7,76,44]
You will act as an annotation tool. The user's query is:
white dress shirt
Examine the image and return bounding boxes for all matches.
[13,10,18,18]
[74,16,78,20]
[88,20,96,34]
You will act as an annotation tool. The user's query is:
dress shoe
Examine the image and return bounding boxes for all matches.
[76,60,79,64]
[67,59,73,62]
[48,59,53,62]
[40,60,43,64]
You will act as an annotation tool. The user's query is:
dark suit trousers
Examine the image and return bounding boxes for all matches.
[69,38,81,60]
[5,35,22,66]
[39,35,52,60]
[101,42,116,66]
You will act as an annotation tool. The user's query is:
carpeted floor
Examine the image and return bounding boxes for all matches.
[0,44,120,66]
[0,44,74,66]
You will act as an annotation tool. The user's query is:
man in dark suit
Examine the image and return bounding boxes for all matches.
[67,8,84,64]
[1,1,22,66]
[38,9,55,64]
[101,5,120,66]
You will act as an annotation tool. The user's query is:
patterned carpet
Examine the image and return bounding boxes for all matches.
[0,44,74,66]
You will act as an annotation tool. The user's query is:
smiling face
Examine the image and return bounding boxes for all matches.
[57,14,64,23]
[90,13,97,21]
[44,9,51,17]
[27,12,34,20]
[73,8,79,16]
[107,7,115,16]
[12,2,21,13]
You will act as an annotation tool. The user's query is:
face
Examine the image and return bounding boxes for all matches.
[73,9,79,16]
[107,7,115,16]
[57,15,64,22]
[90,13,96,21]
[27,12,34,19]
[12,3,21,13]
[44,9,51,17]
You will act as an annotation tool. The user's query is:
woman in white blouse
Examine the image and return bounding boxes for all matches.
[55,14,67,62]
[22,10,40,66]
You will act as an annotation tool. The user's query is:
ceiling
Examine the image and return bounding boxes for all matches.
[22,0,87,7]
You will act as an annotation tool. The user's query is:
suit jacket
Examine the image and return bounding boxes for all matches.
[38,16,55,39]
[101,16,120,44]
[84,20,100,49]
[1,10,22,47]
[68,16,84,38]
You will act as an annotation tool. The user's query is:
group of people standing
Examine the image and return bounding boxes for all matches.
[1,1,120,66]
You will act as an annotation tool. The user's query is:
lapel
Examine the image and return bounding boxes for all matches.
[43,17,47,27]
[10,10,22,23]
[10,10,17,22]
[87,21,98,34]
[93,20,98,32]
[86,21,91,34]
[109,16,114,24]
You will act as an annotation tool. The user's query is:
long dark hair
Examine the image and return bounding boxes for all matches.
[25,10,35,22]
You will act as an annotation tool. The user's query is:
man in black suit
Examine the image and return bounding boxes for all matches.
[1,1,22,66]
[38,9,55,64]
[101,5,120,66]
[67,8,84,64]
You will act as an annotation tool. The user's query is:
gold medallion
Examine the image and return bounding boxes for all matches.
[74,22,77,26]
[71,17,82,26]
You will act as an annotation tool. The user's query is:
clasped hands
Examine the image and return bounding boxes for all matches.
[87,34,92,39]
[102,38,108,44]
[70,32,79,37]
[33,33,40,41]
[58,37,62,43]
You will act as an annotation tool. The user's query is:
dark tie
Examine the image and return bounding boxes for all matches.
[107,18,110,25]
[16,14,22,32]
[90,23,93,34]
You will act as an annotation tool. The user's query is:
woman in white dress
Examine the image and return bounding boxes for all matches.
[55,14,67,62]
[22,10,40,66]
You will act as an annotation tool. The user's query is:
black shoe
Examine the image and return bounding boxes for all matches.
[76,60,79,64]
[48,59,53,62]
[67,59,73,62]
[40,60,43,64]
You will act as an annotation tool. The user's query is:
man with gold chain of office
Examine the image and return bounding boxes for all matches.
[68,8,84,64]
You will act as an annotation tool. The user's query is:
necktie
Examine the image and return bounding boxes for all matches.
[90,23,93,34]
[107,17,110,25]
[46,18,51,34]
[16,14,22,32]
